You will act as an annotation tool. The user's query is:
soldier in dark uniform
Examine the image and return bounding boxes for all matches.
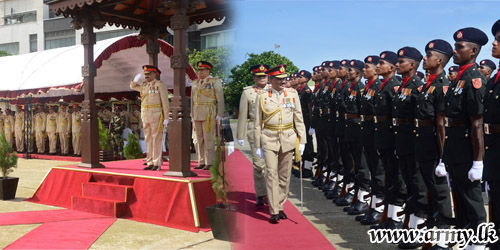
[357,55,384,223]
[342,59,369,214]
[393,47,425,243]
[370,51,405,229]
[443,27,488,250]
[447,65,458,83]
[415,39,455,250]
[109,106,125,158]
[296,70,314,178]
[483,19,500,250]
[311,64,327,185]
[479,59,496,80]
[309,65,322,180]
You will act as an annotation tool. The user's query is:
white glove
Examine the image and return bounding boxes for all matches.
[308,128,315,135]
[256,148,264,159]
[133,73,142,83]
[468,161,483,182]
[163,119,169,127]
[299,144,305,155]
[435,159,447,177]
[227,141,234,156]
[237,139,245,147]
[216,116,222,125]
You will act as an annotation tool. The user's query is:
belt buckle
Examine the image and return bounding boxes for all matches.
[374,116,378,123]
[444,117,449,127]
[392,118,397,126]
[484,123,490,135]
[360,115,365,122]
[327,108,330,114]
[344,114,348,120]
[414,119,419,128]
[336,111,339,118]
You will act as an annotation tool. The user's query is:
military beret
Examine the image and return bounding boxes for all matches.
[416,71,424,79]
[329,60,341,69]
[379,51,398,65]
[492,19,500,36]
[364,55,380,66]
[267,64,287,78]
[453,27,488,46]
[398,46,423,62]
[321,61,331,68]
[196,61,213,70]
[285,76,291,81]
[299,70,312,79]
[143,65,161,75]
[250,64,269,76]
[425,39,453,57]
[480,59,497,70]
[349,60,364,71]
[340,59,349,67]
[448,66,459,73]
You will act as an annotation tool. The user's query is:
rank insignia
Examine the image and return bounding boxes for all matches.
[394,86,400,92]
[427,86,435,94]
[472,78,482,89]
[443,86,449,95]
[418,85,423,92]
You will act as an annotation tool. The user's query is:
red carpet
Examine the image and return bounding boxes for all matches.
[0,209,108,225]
[226,150,336,250]
[18,153,81,162]
[5,218,116,249]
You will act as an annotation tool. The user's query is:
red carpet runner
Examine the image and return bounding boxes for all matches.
[226,150,335,250]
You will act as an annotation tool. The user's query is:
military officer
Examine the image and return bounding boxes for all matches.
[191,61,224,170]
[443,28,488,250]
[129,104,141,137]
[109,106,125,158]
[118,104,129,128]
[254,64,306,223]
[57,103,71,156]
[46,106,58,155]
[4,109,14,147]
[416,39,454,250]
[34,105,46,154]
[14,105,25,152]
[131,65,169,170]
[479,59,496,80]
[101,106,112,129]
[447,65,459,83]
[296,69,314,178]
[237,64,269,206]
[369,51,404,228]
[71,104,81,157]
[484,19,500,250]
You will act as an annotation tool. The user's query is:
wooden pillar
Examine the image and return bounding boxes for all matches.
[78,16,104,168]
[163,0,196,177]
[147,29,159,67]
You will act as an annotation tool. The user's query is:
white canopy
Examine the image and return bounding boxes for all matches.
[0,34,197,100]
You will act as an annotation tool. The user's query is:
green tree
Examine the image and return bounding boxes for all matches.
[224,51,299,113]
[188,48,230,81]
[0,50,11,57]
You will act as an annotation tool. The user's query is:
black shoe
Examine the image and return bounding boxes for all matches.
[269,214,279,224]
[361,210,382,225]
[330,186,342,202]
[356,209,372,221]
[292,168,299,177]
[279,211,287,220]
[202,165,211,170]
[348,201,369,215]
[151,166,159,171]
[335,193,354,206]
[323,181,335,193]
[143,162,147,165]
[301,169,313,178]
[343,205,352,212]
[370,219,402,230]
[256,196,265,206]
[428,245,452,250]
[143,165,154,170]
[398,241,423,249]
[194,164,205,169]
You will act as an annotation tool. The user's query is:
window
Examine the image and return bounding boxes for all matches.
[0,42,20,55]
[200,30,234,50]
[44,29,76,50]
[30,34,37,53]
[3,11,37,25]
[96,29,137,41]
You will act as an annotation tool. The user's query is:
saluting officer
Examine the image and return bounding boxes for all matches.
[14,105,25,152]
[254,65,306,224]
[479,59,496,80]
[443,28,487,249]
[447,65,459,83]
[130,65,170,171]
[483,19,500,250]
[57,103,71,156]
[417,39,454,250]
[191,61,224,170]
[236,64,270,206]
[71,104,82,157]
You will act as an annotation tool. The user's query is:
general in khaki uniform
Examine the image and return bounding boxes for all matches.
[191,61,224,170]
[72,104,82,156]
[254,65,306,223]
[14,106,25,152]
[46,107,58,154]
[130,65,169,170]
[4,109,14,147]
[236,64,269,206]
[34,106,47,154]
[57,104,71,155]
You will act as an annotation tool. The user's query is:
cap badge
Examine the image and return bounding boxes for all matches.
[381,53,386,59]
[368,57,372,62]
[280,66,285,73]
[457,31,463,39]
[399,50,404,56]
[429,42,434,49]
[301,72,304,75]
[143,66,147,70]
[259,65,265,71]
[350,61,355,66]
[481,60,485,65]
[329,62,333,67]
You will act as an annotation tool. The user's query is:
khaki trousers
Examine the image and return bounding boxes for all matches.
[15,130,24,152]
[5,131,13,147]
[247,123,267,197]
[72,132,81,155]
[36,132,46,153]
[59,132,70,154]
[263,147,294,215]
[48,132,57,153]
[194,120,215,166]
[143,121,163,167]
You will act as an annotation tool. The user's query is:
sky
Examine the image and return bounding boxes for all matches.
[231,0,500,74]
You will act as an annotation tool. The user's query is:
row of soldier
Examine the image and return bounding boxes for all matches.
[0,103,142,158]
[238,21,500,250]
